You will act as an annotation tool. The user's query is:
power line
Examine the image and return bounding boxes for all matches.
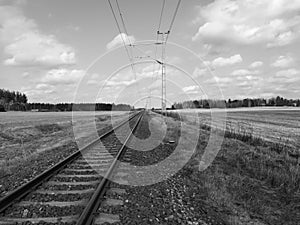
[114,0,143,102]
[116,0,130,39]
[165,0,182,43]
[152,0,182,87]
[107,0,132,63]
[156,0,182,113]
[108,0,182,109]
[168,0,182,33]
[115,0,135,59]
[115,0,137,78]
[108,0,142,102]
[158,0,166,32]
[149,0,166,108]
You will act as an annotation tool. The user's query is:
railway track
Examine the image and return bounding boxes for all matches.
[0,111,144,225]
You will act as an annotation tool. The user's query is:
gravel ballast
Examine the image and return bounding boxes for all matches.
[117,112,229,225]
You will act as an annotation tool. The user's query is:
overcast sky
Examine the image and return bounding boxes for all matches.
[0,0,299,107]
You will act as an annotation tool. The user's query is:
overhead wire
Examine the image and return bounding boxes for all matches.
[156,0,182,110]
[107,0,132,65]
[165,0,182,43]
[115,0,144,101]
[115,0,135,61]
[153,0,182,87]
[149,0,166,108]
[114,0,137,78]
[108,0,142,102]
[158,0,166,32]
[169,0,181,31]
[108,0,182,109]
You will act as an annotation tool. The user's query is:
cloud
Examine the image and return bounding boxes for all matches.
[214,76,233,87]
[271,55,294,68]
[3,33,76,67]
[42,69,85,85]
[249,61,263,68]
[35,83,54,90]
[192,0,300,47]
[274,69,299,83]
[0,4,76,67]
[192,67,208,78]
[231,69,260,76]
[106,80,135,87]
[105,71,136,87]
[106,33,135,49]
[182,85,200,94]
[210,54,243,67]
[22,71,30,77]
[204,76,233,87]
[87,73,102,85]
[21,84,59,102]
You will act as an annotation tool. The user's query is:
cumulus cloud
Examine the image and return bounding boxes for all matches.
[231,69,260,76]
[274,69,299,83]
[3,33,75,67]
[192,0,300,47]
[182,85,199,94]
[210,54,243,67]
[0,4,76,67]
[271,55,294,68]
[106,33,136,49]
[35,83,54,90]
[106,79,135,87]
[249,61,263,68]
[87,73,102,85]
[203,76,233,89]
[192,67,208,78]
[214,76,233,85]
[42,69,85,85]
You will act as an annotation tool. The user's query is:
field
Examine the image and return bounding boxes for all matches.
[1,108,299,224]
[176,107,300,149]
[165,107,300,224]
[0,111,129,171]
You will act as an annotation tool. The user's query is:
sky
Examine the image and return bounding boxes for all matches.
[0,0,300,108]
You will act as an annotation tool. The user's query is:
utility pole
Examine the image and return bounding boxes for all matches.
[157,30,169,116]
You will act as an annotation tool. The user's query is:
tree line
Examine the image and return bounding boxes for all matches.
[0,89,28,111]
[28,103,132,111]
[0,89,132,112]
[172,96,300,109]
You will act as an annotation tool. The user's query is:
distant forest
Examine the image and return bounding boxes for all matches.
[0,89,28,111]
[0,89,132,112]
[172,96,300,109]
[2,88,300,112]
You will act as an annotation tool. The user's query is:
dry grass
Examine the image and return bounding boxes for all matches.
[0,111,129,177]
[161,110,300,224]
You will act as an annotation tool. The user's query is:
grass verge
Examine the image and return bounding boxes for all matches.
[159,110,300,224]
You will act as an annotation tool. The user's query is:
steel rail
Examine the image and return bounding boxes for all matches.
[0,111,141,213]
[76,111,144,225]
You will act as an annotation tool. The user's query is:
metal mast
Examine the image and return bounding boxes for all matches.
[158,31,169,115]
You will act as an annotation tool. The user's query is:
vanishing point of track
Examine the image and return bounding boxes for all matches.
[0,111,144,225]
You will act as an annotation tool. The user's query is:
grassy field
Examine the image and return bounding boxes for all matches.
[176,107,300,149]
[0,111,129,172]
[1,109,299,224]
[163,108,300,224]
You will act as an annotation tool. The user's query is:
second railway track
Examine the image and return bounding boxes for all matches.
[0,111,144,225]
